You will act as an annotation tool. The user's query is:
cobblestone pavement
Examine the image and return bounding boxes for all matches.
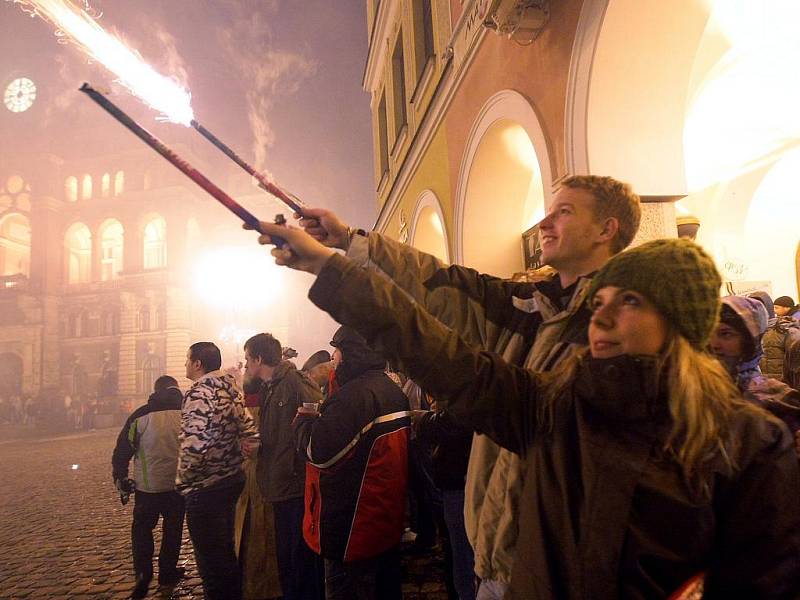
[0,428,451,599]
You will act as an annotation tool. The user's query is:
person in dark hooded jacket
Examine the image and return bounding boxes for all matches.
[710,295,800,454]
[749,291,800,385]
[294,326,410,600]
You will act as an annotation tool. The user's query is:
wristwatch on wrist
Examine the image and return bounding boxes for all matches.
[346,226,367,246]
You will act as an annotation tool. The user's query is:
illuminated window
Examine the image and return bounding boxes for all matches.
[64,222,92,284]
[0,213,31,277]
[81,174,92,200]
[143,216,167,268]
[99,219,124,281]
[114,170,125,196]
[65,176,78,202]
[101,173,111,198]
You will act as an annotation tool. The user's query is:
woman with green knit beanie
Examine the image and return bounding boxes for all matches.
[254,221,800,599]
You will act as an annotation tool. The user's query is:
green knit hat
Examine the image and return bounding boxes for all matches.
[588,238,722,348]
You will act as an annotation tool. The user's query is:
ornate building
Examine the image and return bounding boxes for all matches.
[0,70,232,407]
[364,0,800,294]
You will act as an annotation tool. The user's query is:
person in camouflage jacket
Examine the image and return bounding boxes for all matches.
[178,342,259,600]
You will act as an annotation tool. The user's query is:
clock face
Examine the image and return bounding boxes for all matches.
[4,78,37,113]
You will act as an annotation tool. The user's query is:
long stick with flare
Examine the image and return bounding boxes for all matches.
[190,120,306,215]
[80,83,286,247]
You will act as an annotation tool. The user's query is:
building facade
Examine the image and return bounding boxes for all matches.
[364,0,800,295]
[0,145,212,410]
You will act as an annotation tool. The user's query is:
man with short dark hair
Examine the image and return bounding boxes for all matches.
[244,333,323,600]
[112,374,184,599]
[178,341,259,600]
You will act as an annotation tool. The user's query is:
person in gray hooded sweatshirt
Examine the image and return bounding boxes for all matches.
[709,295,800,456]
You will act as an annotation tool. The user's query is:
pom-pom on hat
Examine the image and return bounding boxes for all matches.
[588,238,722,349]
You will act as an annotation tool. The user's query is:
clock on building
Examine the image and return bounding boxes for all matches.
[4,77,37,113]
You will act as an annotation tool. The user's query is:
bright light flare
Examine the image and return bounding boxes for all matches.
[8,0,194,125]
[192,246,284,311]
[684,0,800,191]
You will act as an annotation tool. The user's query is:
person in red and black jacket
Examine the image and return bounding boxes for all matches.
[293,326,410,600]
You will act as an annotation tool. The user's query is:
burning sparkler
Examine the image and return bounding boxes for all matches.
[8,0,194,125]
[80,83,287,247]
[10,0,307,215]
[190,120,306,215]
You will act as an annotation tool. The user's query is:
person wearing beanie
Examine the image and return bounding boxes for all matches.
[301,350,333,396]
[748,291,800,385]
[774,295,800,319]
[255,223,800,599]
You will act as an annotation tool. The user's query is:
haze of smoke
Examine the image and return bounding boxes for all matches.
[218,7,316,172]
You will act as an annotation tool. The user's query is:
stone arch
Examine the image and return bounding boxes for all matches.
[98,218,124,281]
[64,222,92,284]
[454,90,552,277]
[142,214,167,269]
[408,190,449,263]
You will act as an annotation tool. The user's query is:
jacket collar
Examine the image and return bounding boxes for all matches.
[262,360,296,389]
[573,354,669,423]
[193,369,224,385]
[532,273,595,321]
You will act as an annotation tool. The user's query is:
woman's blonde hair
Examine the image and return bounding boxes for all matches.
[540,331,760,483]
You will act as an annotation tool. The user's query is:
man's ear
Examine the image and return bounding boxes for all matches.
[597,217,619,243]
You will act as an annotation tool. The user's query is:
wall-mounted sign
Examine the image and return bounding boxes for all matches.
[522,223,542,270]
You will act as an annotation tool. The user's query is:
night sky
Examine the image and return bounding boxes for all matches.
[0,0,376,228]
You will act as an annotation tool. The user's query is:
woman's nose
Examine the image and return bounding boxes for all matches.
[591,303,615,328]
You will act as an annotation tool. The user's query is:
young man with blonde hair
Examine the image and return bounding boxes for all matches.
[277,175,641,599]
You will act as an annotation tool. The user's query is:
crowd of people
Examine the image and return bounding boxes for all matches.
[112,174,800,600]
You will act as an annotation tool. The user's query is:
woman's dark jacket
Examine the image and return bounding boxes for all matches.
[308,253,800,599]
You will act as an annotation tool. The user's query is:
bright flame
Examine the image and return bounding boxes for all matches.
[192,246,284,310]
[9,0,194,125]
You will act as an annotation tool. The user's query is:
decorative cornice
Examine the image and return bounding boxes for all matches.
[363,0,401,93]
[374,4,490,232]
[564,0,609,175]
